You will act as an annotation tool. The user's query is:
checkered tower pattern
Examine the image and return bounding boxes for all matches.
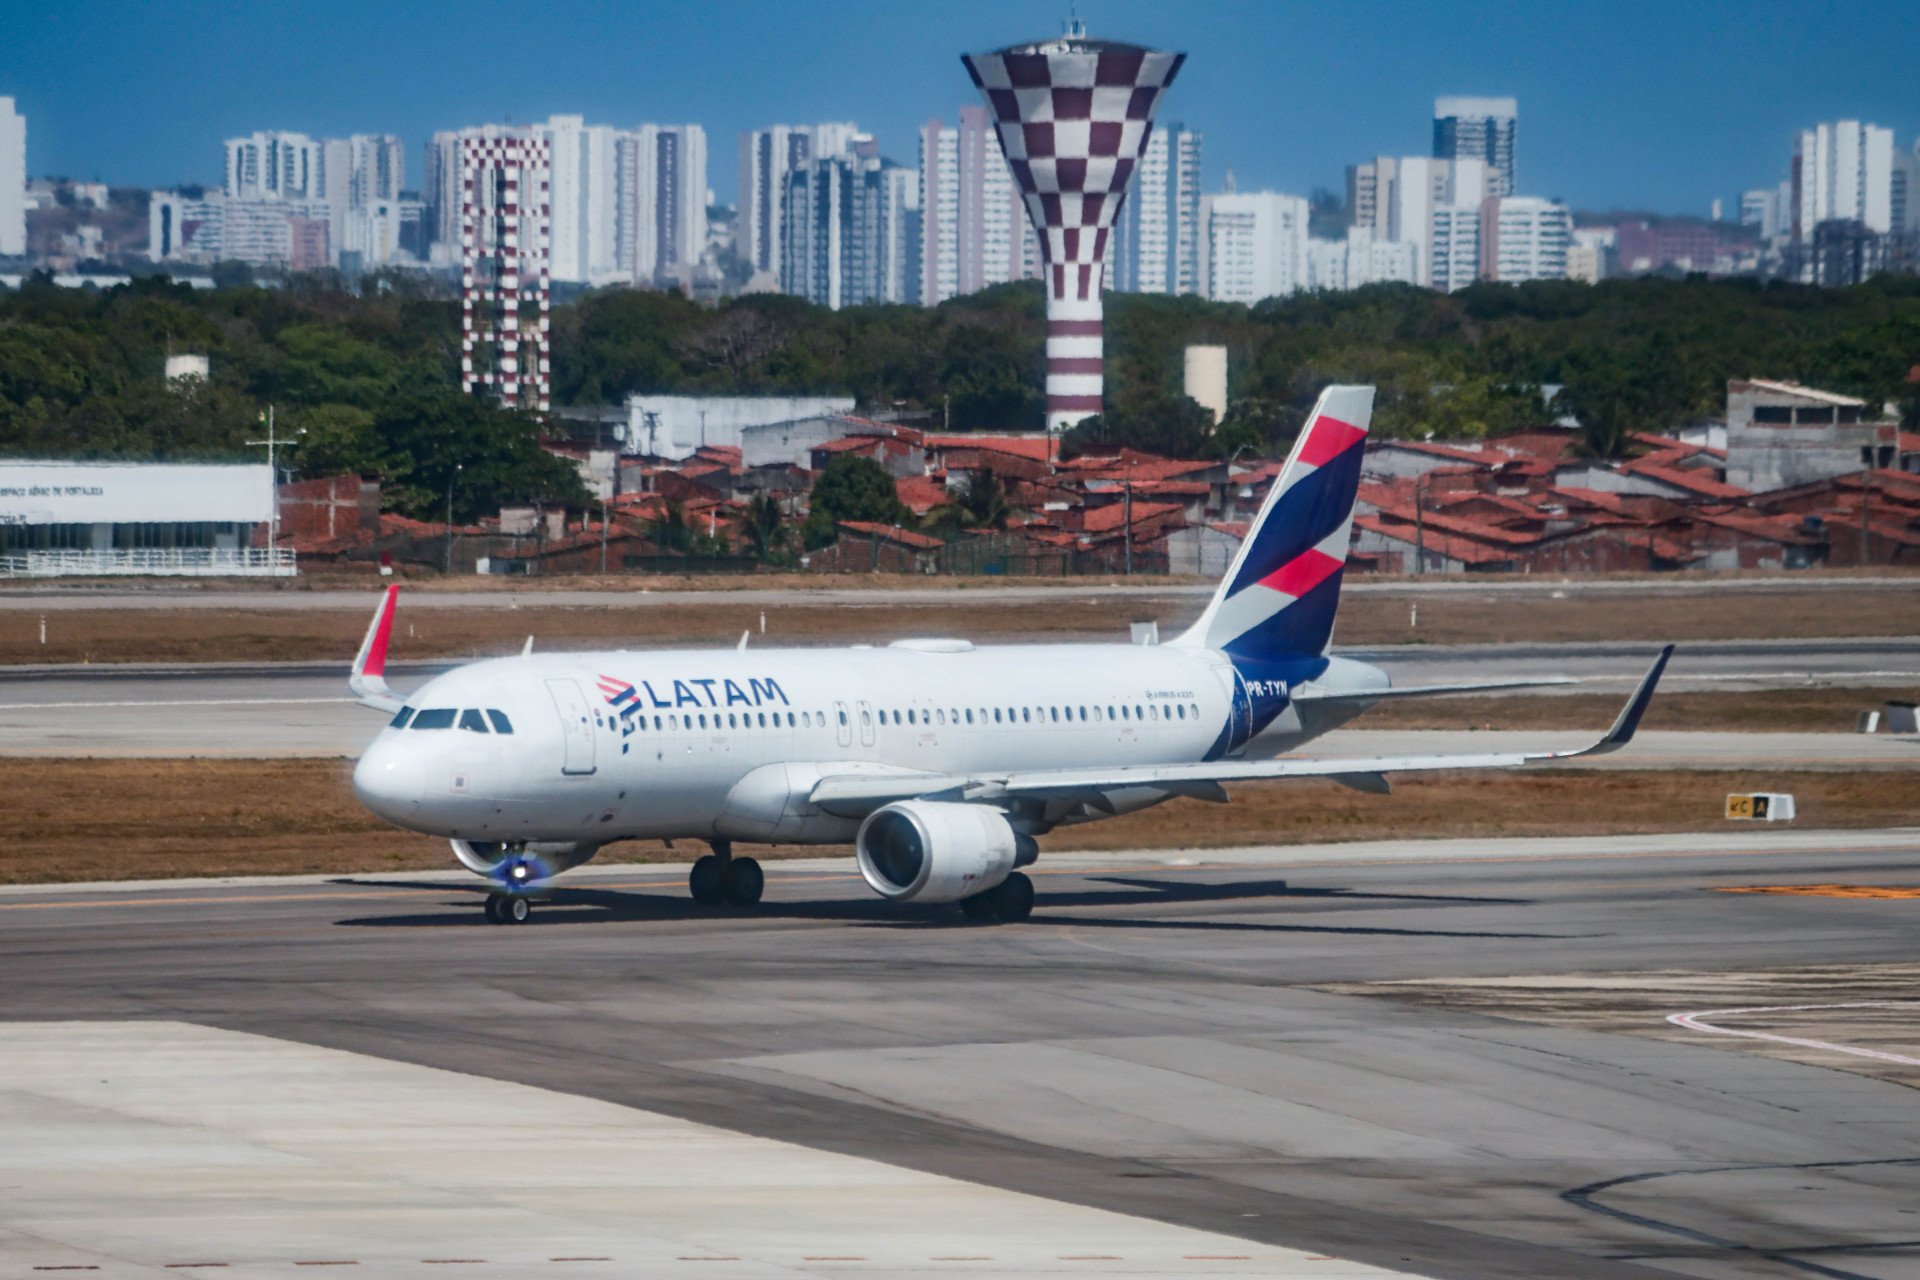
[963,41,1184,434]
[460,133,552,413]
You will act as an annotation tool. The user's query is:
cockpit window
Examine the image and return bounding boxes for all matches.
[389,707,414,729]
[458,709,490,734]
[410,708,456,730]
[486,709,514,734]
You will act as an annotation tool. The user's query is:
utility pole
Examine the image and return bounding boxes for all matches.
[444,463,463,574]
[1861,466,1872,568]
[245,405,302,575]
[1413,472,1426,575]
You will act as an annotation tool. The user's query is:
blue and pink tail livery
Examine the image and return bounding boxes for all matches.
[1177,385,1373,663]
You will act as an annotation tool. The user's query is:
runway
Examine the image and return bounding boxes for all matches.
[5,831,1920,1278]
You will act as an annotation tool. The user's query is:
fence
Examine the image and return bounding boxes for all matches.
[0,548,298,578]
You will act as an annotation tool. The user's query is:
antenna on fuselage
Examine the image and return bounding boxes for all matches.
[737,630,750,651]
[522,635,535,656]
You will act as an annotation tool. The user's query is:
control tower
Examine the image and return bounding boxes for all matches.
[963,23,1184,434]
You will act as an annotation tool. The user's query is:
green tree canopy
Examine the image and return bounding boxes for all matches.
[802,453,909,547]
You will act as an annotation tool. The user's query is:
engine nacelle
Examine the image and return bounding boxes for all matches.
[855,801,1022,904]
[450,839,599,880]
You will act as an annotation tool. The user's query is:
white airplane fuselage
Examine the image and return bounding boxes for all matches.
[352,640,1387,849]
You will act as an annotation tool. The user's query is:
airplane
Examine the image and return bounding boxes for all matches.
[349,385,1672,925]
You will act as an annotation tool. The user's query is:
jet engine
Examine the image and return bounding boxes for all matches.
[450,839,600,884]
[855,801,1029,904]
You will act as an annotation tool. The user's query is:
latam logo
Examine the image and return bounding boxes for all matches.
[597,675,792,713]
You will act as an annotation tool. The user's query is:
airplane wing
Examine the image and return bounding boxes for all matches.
[349,585,404,714]
[809,645,1672,816]
[1292,676,1577,703]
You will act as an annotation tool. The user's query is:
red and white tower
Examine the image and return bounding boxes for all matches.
[460,128,551,413]
[964,24,1184,435]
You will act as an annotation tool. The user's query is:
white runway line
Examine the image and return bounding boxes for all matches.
[1666,1002,1920,1066]
[0,696,352,709]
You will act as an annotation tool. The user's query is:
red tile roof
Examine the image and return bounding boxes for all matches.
[837,520,943,550]
[1078,500,1186,534]
[1617,459,1750,500]
[925,434,1055,463]
[894,473,951,514]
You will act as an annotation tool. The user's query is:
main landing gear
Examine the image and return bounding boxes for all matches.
[959,871,1034,924]
[689,840,764,908]
[484,892,531,925]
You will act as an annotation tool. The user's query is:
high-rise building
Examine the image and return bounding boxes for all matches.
[917,107,1037,306]
[1479,195,1570,282]
[963,24,1185,434]
[1433,96,1517,197]
[225,131,324,200]
[1893,143,1920,236]
[738,123,861,280]
[1793,120,1895,239]
[781,145,918,310]
[0,97,23,258]
[1429,204,1480,293]
[1346,154,1485,287]
[1200,191,1309,303]
[617,124,709,284]
[425,130,464,264]
[537,115,621,285]
[1114,123,1202,294]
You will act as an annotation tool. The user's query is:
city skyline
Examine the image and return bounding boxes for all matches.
[6,0,1920,218]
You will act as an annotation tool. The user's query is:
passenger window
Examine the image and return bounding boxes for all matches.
[1135,705,1144,720]
[728,713,737,729]
[1021,707,1030,723]
[1079,706,1088,720]
[486,709,514,734]
[410,708,456,730]
[992,708,1002,723]
[1108,706,1117,720]
[907,710,916,725]
[698,714,708,729]
[965,709,974,724]
[389,706,414,729]
[1093,707,1103,722]
[459,709,490,733]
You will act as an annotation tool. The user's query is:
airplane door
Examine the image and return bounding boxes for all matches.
[856,700,876,748]
[833,700,853,748]
[1226,670,1255,754]
[545,677,597,776]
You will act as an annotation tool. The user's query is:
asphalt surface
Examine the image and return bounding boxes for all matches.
[7,831,1920,1279]
[2,640,1914,760]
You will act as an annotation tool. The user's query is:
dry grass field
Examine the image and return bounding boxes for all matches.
[3,583,1918,665]
[6,757,1913,886]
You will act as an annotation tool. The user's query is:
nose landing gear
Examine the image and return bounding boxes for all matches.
[690,840,764,907]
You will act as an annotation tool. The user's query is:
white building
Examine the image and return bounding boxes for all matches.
[625,394,855,461]
[1568,226,1614,283]
[782,146,918,310]
[1793,120,1894,238]
[1429,203,1480,292]
[616,124,709,284]
[1305,226,1418,293]
[1479,195,1571,282]
[0,97,23,258]
[1114,123,1202,295]
[225,131,324,201]
[917,108,1037,306]
[424,130,463,265]
[738,123,862,282]
[1433,96,1517,197]
[148,192,334,268]
[1347,155,1486,287]
[0,461,288,578]
[1201,191,1310,303]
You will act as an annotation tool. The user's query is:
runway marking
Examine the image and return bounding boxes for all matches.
[1715,884,1920,899]
[0,697,351,710]
[1666,1001,1920,1066]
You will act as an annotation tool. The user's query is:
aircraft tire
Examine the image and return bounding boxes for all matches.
[959,893,996,921]
[989,872,1034,923]
[483,893,506,923]
[502,895,531,924]
[689,855,727,906]
[723,856,764,906]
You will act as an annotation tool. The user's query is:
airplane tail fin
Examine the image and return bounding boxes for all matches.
[1173,385,1373,663]
[349,585,404,713]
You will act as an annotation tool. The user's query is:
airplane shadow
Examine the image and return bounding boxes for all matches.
[329,873,1557,939]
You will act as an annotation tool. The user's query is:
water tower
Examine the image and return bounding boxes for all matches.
[963,23,1184,434]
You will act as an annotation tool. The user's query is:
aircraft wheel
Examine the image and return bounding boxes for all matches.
[501,895,531,924]
[989,872,1034,923]
[723,856,764,906]
[689,855,727,906]
[483,893,506,923]
[959,893,996,921]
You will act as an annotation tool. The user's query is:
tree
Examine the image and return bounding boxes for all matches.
[802,452,909,547]
[1062,394,1216,459]
[925,468,1017,536]
[369,390,590,521]
[1556,351,1659,460]
[739,493,792,560]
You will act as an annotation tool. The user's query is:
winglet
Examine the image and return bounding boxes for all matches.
[1545,644,1673,761]
[349,585,403,713]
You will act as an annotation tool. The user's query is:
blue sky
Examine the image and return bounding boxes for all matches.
[5,0,1917,215]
